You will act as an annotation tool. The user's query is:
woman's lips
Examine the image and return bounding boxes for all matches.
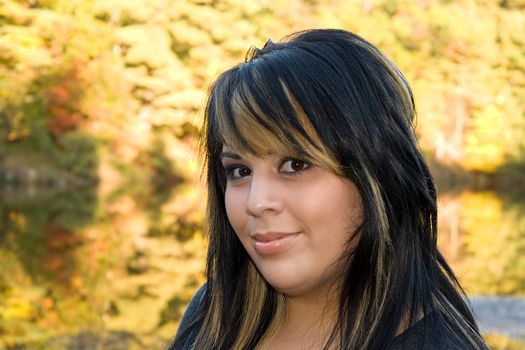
[252,232,301,255]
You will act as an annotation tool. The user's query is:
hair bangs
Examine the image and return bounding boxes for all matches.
[214,67,340,172]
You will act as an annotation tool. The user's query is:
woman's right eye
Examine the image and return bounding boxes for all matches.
[225,165,252,180]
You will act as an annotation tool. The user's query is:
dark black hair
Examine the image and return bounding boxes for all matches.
[172,29,487,350]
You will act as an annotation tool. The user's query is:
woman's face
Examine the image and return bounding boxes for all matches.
[221,147,363,297]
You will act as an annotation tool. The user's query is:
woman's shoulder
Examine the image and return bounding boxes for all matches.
[167,283,207,350]
[387,312,482,350]
[179,284,207,327]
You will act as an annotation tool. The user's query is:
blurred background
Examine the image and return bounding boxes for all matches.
[0,0,524,349]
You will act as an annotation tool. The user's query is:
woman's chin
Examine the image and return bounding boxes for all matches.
[262,274,318,297]
[259,271,305,295]
[260,266,341,299]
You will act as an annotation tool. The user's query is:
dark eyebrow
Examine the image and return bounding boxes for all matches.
[220,151,242,160]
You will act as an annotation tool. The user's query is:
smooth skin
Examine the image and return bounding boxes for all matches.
[221,148,363,349]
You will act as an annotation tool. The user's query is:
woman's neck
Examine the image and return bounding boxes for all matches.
[261,289,339,350]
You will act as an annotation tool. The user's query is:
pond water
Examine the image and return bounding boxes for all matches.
[0,183,524,349]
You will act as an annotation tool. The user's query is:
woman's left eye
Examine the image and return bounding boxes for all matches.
[279,159,310,174]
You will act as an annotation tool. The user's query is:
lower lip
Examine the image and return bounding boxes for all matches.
[254,233,300,255]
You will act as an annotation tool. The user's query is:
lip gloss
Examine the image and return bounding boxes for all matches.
[254,233,300,255]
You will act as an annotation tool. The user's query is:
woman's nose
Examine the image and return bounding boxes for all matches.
[245,175,283,217]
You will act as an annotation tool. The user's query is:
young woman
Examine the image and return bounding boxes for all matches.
[170,29,488,349]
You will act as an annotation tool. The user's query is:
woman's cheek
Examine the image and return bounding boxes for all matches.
[225,187,245,233]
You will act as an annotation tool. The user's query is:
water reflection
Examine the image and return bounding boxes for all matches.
[438,191,525,296]
[0,185,523,348]
[0,181,206,348]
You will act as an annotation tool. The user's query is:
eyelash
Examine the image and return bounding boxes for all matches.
[224,158,311,181]
[224,164,251,181]
[280,158,311,174]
